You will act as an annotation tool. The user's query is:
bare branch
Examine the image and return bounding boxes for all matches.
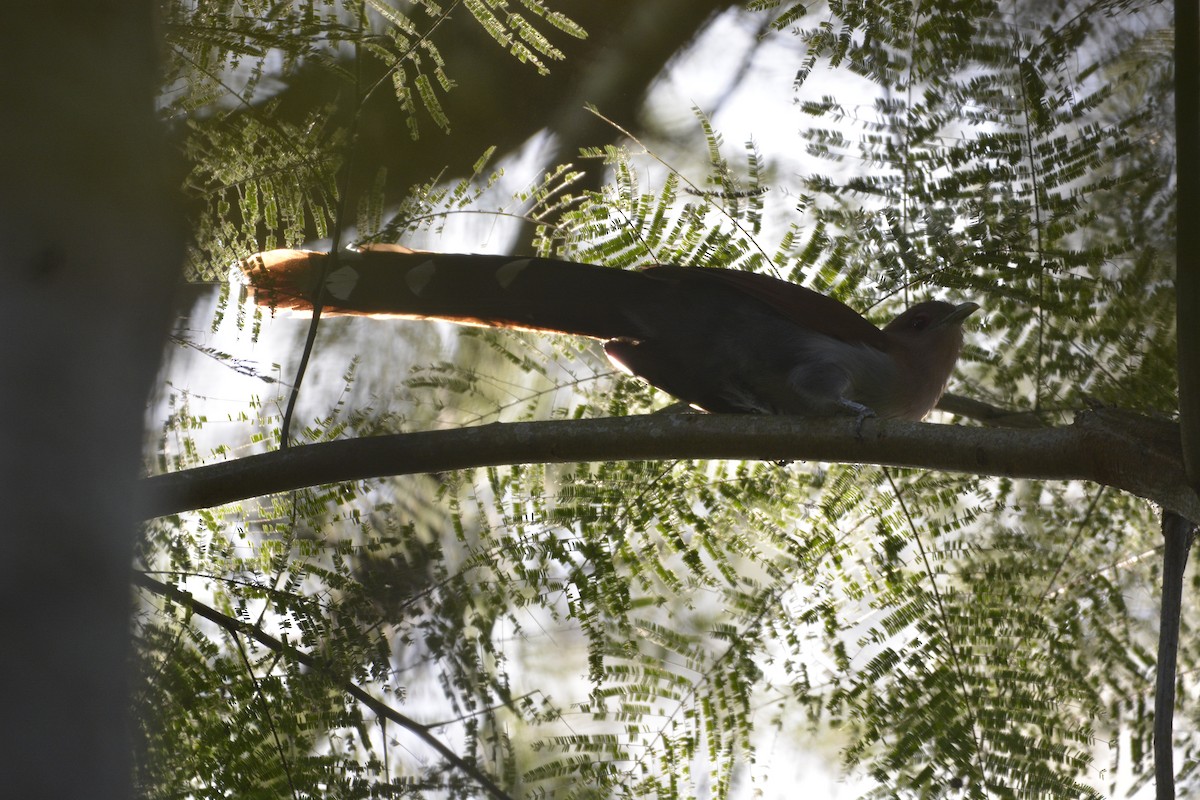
[936,392,1049,428]
[140,411,1200,522]
[1177,0,1200,494]
[1155,512,1198,800]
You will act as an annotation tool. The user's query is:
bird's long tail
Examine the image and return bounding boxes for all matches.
[239,246,670,341]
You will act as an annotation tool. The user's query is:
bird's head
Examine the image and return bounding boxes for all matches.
[881,300,980,418]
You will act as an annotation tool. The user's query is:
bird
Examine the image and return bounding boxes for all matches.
[239,245,978,422]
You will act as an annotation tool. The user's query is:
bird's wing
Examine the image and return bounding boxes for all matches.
[641,266,888,349]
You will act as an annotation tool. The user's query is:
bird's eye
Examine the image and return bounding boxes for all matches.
[910,314,930,331]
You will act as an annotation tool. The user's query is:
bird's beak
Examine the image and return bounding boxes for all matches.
[933,301,981,328]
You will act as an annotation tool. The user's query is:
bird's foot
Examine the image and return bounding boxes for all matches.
[837,399,877,439]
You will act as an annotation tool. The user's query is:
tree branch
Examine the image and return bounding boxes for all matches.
[1177,0,1200,493]
[133,572,515,800]
[139,410,1200,522]
[1152,2,1198,795]
[936,392,1048,428]
[1155,512,1197,800]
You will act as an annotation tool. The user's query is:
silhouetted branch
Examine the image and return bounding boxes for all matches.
[937,392,1048,428]
[140,410,1200,522]
[1155,512,1198,800]
[1176,0,1200,494]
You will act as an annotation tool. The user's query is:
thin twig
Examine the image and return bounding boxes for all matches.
[885,469,985,787]
[133,572,515,800]
[232,634,300,800]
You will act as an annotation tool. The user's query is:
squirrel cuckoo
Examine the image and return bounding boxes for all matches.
[239,246,978,421]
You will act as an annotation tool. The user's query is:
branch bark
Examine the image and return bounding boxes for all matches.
[1154,3,1200,794]
[1177,0,1200,493]
[140,410,1200,522]
[1155,512,1197,800]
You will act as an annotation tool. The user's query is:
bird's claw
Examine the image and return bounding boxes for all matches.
[853,409,876,439]
[836,399,877,439]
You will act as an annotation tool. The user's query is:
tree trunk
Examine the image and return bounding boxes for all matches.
[0,2,182,796]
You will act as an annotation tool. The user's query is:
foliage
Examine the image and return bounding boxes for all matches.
[162,0,586,278]
[139,1,1188,799]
